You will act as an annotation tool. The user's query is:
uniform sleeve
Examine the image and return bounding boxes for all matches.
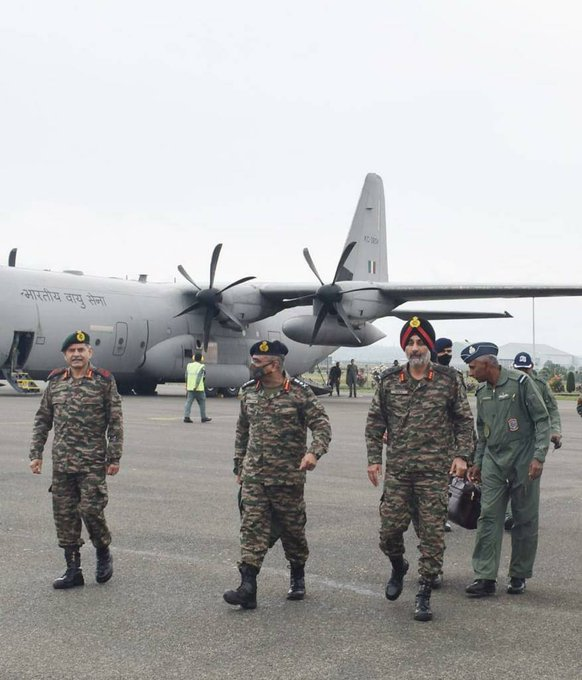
[450,375,477,463]
[365,385,386,466]
[472,386,487,468]
[541,383,561,435]
[577,396,582,418]
[523,378,550,463]
[105,377,124,464]
[29,386,54,460]
[234,397,249,475]
[303,391,331,460]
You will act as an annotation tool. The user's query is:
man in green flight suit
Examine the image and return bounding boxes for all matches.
[504,351,562,530]
[462,342,550,597]
[223,340,331,610]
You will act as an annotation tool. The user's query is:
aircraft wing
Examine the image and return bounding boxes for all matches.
[390,310,513,320]
[377,283,582,302]
[259,283,317,308]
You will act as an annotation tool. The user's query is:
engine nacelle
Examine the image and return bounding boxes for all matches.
[282,316,385,347]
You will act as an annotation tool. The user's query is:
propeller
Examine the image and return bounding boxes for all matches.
[288,241,381,345]
[176,244,255,351]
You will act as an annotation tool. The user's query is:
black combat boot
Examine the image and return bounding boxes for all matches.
[96,546,113,584]
[223,564,258,609]
[385,556,409,601]
[287,563,306,600]
[414,581,433,622]
[53,547,84,590]
[507,577,526,595]
[465,578,496,597]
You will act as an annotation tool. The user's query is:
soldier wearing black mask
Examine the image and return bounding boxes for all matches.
[434,338,453,366]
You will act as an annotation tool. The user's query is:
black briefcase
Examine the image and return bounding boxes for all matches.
[448,477,481,530]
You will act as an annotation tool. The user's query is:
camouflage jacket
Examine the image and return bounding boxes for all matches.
[30,366,124,473]
[234,376,331,485]
[365,363,475,475]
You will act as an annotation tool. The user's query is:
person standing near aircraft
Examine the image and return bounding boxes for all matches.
[366,317,474,622]
[346,359,359,398]
[462,343,550,597]
[184,352,211,423]
[29,331,123,589]
[223,340,331,609]
[328,361,342,396]
[503,351,562,530]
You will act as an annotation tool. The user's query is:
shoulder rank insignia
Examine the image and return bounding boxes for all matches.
[47,367,67,380]
[94,367,113,381]
[290,376,308,390]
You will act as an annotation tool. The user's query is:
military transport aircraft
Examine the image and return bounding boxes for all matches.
[2,173,582,395]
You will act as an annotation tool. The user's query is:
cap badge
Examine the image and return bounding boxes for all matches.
[76,331,86,342]
[410,317,420,328]
[259,341,269,352]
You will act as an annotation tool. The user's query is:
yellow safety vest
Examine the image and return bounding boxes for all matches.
[186,361,206,391]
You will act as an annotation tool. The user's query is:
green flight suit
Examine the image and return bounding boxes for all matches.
[473,368,549,580]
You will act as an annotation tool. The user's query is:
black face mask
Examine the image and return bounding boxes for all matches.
[251,362,273,379]
[437,353,452,366]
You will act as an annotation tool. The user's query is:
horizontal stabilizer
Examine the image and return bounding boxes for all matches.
[390,310,513,320]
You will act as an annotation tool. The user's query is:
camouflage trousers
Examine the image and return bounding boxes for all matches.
[51,471,111,549]
[239,482,308,570]
[379,470,448,580]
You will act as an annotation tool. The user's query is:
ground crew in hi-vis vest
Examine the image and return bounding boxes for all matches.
[462,342,550,598]
[29,331,123,590]
[183,352,211,423]
[223,340,331,610]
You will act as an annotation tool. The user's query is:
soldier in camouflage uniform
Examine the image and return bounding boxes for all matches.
[462,343,550,598]
[29,330,123,589]
[366,317,475,622]
[223,340,331,610]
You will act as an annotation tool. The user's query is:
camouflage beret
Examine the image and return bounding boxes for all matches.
[249,340,289,357]
[61,330,91,352]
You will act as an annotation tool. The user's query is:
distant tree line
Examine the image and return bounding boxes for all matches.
[538,361,581,393]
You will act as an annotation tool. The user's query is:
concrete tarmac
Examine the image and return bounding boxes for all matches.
[1,386,581,680]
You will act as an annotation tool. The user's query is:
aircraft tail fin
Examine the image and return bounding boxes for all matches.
[337,173,388,283]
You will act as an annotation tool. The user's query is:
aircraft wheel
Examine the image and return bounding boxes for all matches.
[220,387,240,398]
[116,381,135,396]
[205,387,218,398]
[133,379,158,396]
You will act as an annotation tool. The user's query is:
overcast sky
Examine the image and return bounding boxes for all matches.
[2,2,582,356]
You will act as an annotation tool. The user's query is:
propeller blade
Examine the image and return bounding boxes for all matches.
[332,241,357,284]
[177,265,201,291]
[284,294,316,304]
[334,302,362,345]
[203,306,215,352]
[216,302,244,330]
[174,302,201,318]
[310,305,329,346]
[219,276,256,294]
[303,248,325,286]
[209,244,223,289]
